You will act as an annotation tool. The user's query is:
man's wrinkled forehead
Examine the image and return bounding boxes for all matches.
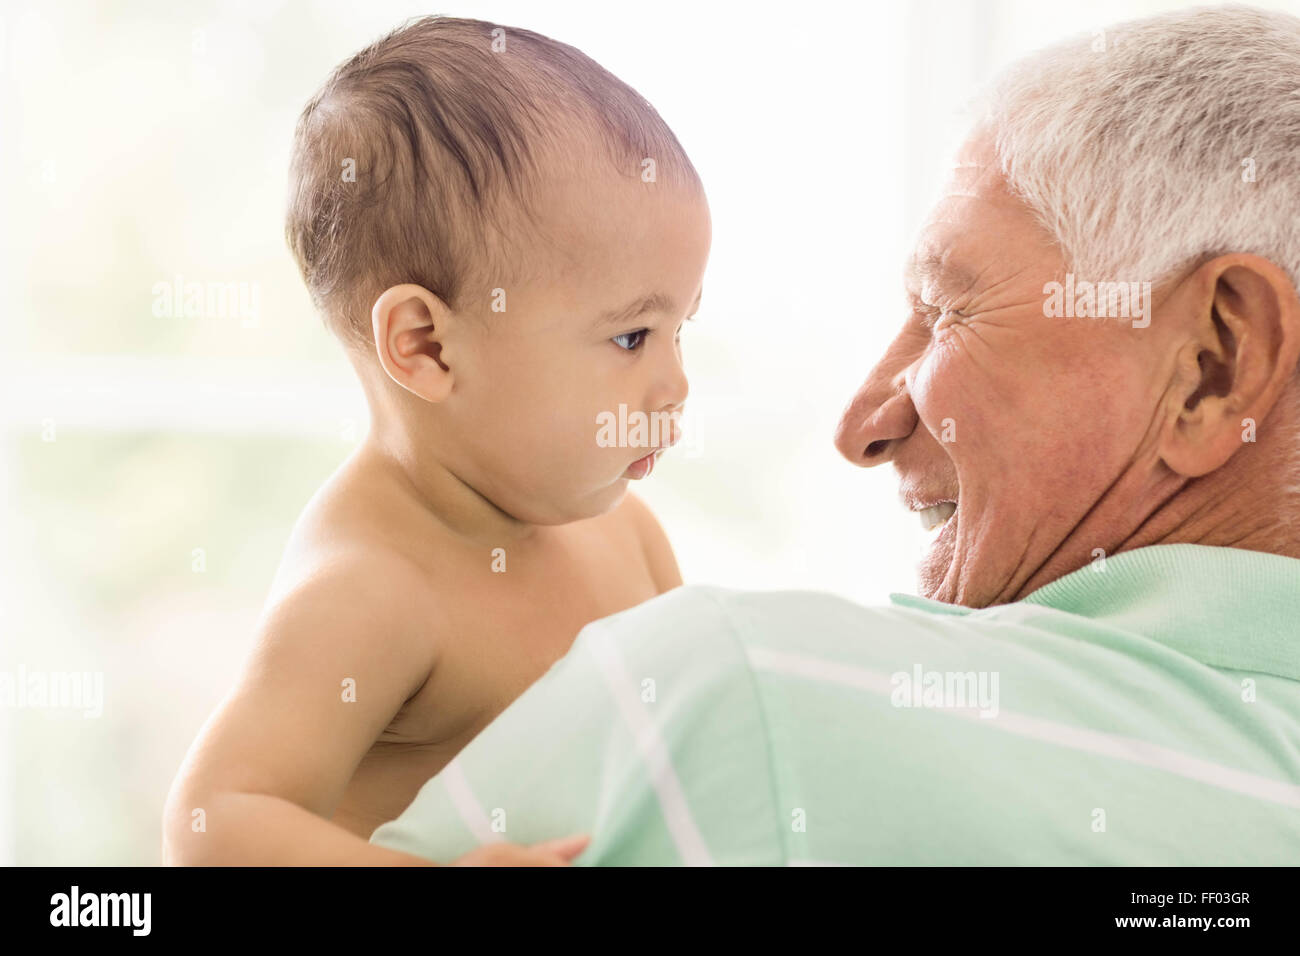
[944,133,1007,195]
[906,136,1052,296]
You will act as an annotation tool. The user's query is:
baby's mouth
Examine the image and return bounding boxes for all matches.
[623,447,664,480]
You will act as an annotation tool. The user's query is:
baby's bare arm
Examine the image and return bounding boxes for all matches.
[164,550,441,865]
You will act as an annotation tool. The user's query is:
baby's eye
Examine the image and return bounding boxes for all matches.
[612,329,649,351]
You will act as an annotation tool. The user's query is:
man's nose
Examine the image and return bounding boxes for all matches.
[834,364,918,466]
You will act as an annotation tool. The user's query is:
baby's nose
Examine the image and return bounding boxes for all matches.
[657,357,689,411]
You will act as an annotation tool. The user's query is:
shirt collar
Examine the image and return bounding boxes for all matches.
[890,544,1300,681]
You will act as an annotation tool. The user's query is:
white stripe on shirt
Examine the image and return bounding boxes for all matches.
[442,758,503,844]
[588,631,715,865]
[747,646,1300,809]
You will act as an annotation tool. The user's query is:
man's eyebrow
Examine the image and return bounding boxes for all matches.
[592,288,703,329]
[904,251,979,294]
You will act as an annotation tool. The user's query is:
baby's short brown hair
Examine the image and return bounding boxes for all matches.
[285,15,702,352]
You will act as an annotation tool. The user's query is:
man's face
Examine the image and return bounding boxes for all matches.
[444,166,710,525]
[835,136,1174,606]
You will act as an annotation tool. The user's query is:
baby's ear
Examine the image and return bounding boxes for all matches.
[370,284,455,402]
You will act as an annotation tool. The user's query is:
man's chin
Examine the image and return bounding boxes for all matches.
[917,516,960,603]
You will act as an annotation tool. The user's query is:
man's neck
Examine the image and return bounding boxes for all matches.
[1012,415,1300,602]
[1121,426,1300,562]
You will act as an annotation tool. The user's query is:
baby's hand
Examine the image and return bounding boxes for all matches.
[448,834,591,866]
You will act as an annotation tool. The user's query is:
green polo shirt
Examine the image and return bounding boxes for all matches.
[371,544,1300,864]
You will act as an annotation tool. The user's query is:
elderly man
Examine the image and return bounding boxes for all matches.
[371,5,1300,864]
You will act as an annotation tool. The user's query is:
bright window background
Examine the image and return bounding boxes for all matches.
[3,0,1297,864]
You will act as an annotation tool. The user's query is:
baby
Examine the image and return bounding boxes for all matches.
[163,16,709,865]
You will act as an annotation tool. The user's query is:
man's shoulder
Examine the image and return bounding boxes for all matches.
[570,585,930,681]
[580,584,945,645]
[571,583,1135,694]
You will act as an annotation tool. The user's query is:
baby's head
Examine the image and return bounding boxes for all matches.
[286,16,709,524]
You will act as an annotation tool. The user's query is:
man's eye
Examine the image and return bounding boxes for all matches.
[612,329,649,351]
[911,305,941,329]
[914,303,966,329]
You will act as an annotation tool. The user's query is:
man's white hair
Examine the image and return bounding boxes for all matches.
[975,4,1300,295]
[975,4,1300,494]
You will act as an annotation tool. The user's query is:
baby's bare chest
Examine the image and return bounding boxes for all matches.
[334,542,659,836]
[382,528,659,748]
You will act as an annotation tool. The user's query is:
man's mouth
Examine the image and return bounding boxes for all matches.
[914,500,957,532]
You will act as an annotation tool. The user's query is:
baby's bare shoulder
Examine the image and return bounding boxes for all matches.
[270,457,439,601]
[264,538,442,649]
[596,491,683,592]
[264,468,447,645]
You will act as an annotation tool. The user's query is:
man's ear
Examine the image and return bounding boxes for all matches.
[1160,254,1300,477]
[371,284,456,402]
